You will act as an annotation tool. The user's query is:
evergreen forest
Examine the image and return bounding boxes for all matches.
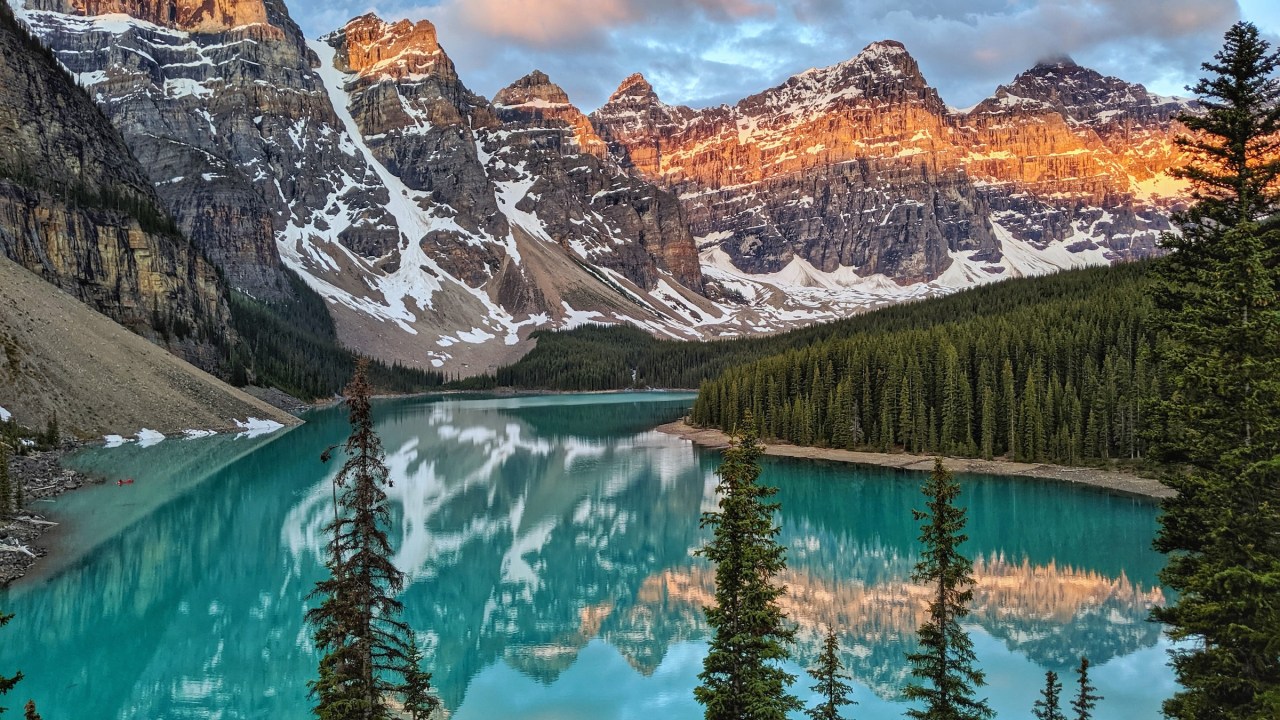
[689,262,1158,466]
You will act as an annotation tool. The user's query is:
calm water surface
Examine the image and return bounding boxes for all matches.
[0,392,1174,718]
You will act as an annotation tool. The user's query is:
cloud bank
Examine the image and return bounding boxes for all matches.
[286,0,1259,112]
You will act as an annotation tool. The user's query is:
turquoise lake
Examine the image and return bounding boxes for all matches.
[0,392,1175,718]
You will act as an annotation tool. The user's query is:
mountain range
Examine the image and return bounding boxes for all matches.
[2,0,1193,381]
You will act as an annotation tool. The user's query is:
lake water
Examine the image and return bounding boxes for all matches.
[0,392,1175,718]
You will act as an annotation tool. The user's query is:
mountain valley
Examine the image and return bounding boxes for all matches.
[3,0,1194,381]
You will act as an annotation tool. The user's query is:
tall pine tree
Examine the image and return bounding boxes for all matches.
[695,419,800,720]
[903,459,992,720]
[306,360,436,719]
[805,626,855,720]
[1151,21,1280,720]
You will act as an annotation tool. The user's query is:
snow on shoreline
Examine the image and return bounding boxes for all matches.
[0,405,10,422]
[235,417,286,439]
[136,429,166,448]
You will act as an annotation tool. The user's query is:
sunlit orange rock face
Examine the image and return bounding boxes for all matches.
[592,45,1191,279]
[494,70,609,160]
[41,0,270,31]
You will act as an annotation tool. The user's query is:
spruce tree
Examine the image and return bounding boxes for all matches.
[1070,657,1101,720]
[306,360,435,719]
[1150,21,1280,720]
[695,419,800,720]
[0,611,22,715]
[805,626,855,720]
[903,459,992,720]
[22,699,41,720]
[399,632,439,720]
[1032,670,1065,720]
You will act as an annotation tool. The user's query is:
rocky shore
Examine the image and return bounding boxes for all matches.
[1,446,99,586]
[657,420,1174,500]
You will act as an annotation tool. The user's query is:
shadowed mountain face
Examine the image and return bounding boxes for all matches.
[1,394,1169,718]
[0,2,230,370]
[13,4,728,374]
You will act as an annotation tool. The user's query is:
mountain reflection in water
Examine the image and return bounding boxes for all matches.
[0,393,1170,719]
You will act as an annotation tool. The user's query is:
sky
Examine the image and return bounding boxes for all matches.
[285,0,1280,112]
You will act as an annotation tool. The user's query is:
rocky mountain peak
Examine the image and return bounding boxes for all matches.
[28,0,272,32]
[974,58,1192,126]
[606,72,663,107]
[493,70,572,108]
[741,38,940,120]
[494,70,607,158]
[331,13,442,78]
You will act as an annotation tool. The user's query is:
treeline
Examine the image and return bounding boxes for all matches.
[690,262,1160,467]
[229,270,444,399]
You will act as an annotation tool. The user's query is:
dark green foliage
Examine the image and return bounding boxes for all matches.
[904,459,992,720]
[0,443,11,517]
[1033,670,1065,720]
[42,413,57,448]
[1150,21,1280,720]
[229,270,443,399]
[307,362,434,719]
[0,611,22,716]
[805,627,855,720]
[691,263,1155,467]
[399,633,439,720]
[1070,657,1101,720]
[695,421,800,720]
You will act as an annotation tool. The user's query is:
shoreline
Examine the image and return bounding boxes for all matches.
[1,445,100,586]
[657,420,1173,500]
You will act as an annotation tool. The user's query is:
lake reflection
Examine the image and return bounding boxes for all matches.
[0,393,1173,719]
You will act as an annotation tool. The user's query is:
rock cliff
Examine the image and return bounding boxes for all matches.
[592,42,1190,283]
[0,2,229,365]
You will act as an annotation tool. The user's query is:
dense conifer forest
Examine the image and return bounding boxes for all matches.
[484,262,1161,468]
[689,262,1156,466]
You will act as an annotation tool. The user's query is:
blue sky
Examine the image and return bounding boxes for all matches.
[285,1,1280,112]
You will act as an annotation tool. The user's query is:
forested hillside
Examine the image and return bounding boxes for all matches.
[689,263,1157,466]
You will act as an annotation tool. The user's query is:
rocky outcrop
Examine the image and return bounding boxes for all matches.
[0,3,229,363]
[319,14,704,295]
[494,71,609,160]
[28,0,272,33]
[952,58,1189,256]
